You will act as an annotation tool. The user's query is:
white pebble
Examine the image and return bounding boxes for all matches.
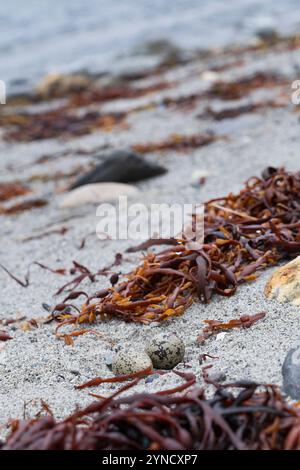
[59,183,139,209]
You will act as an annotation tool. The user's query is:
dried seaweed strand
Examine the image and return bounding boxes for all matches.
[197,312,266,344]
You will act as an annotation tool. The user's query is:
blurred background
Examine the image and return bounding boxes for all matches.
[2,0,300,95]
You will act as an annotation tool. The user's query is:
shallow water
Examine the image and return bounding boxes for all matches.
[1,0,300,93]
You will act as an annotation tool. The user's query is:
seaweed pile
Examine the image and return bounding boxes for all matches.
[54,167,300,328]
[3,373,300,450]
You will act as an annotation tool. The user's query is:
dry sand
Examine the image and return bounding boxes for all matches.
[1,41,300,438]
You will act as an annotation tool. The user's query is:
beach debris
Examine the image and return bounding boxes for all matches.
[197,312,266,344]
[54,167,300,329]
[0,260,67,289]
[76,364,155,391]
[191,169,208,186]
[1,108,126,142]
[112,350,153,376]
[36,73,93,99]
[27,164,91,184]
[22,227,68,243]
[199,100,285,121]
[0,182,30,202]
[59,182,139,209]
[265,256,300,306]
[0,198,48,215]
[5,374,300,450]
[208,71,286,100]
[132,132,219,153]
[146,333,185,369]
[55,327,104,346]
[68,81,172,108]
[155,71,286,113]
[70,150,167,189]
[0,331,13,342]
[160,93,200,111]
[282,341,300,398]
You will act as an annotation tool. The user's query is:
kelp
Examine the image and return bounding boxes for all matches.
[67,81,172,108]
[149,72,287,113]
[132,132,219,153]
[1,108,126,142]
[0,182,30,202]
[207,72,287,100]
[0,331,12,342]
[53,167,300,328]
[199,101,285,121]
[0,198,48,215]
[197,312,266,344]
[22,227,69,243]
[0,255,122,295]
[4,372,300,450]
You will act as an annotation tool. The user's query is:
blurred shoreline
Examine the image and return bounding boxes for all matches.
[2,0,300,96]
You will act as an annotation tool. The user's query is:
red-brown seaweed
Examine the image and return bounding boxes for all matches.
[3,373,300,450]
[54,167,300,328]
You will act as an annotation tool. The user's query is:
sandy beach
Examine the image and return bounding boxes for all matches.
[1,35,300,445]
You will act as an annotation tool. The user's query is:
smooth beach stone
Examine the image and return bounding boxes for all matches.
[264,256,300,306]
[59,182,139,208]
[112,350,153,376]
[145,333,185,370]
[282,341,300,398]
[70,150,167,189]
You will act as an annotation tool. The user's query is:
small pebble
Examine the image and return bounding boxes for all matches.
[112,349,153,376]
[145,373,160,384]
[42,303,51,312]
[146,333,185,370]
[110,273,119,286]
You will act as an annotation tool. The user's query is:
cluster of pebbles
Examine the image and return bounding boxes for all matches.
[111,333,185,375]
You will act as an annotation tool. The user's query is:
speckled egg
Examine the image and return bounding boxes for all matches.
[112,349,153,376]
[145,334,185,370]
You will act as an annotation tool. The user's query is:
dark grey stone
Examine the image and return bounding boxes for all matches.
[255,27,279,43]
[70,150,167,189]
[282,343,300,399]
